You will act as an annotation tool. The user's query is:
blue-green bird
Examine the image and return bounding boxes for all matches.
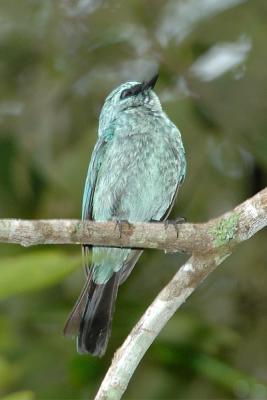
[64,74,186,356]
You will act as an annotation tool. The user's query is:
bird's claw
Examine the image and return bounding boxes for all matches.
[114,219,130,239]
[164,216,186,238]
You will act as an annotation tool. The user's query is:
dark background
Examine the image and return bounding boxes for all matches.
[0,0,266,399]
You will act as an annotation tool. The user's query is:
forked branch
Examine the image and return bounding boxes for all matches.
[0,188,266,400]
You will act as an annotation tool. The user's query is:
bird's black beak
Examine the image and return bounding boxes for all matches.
[124,74,159,98]
[141,73,159,91]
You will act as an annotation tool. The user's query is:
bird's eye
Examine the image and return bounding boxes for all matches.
[120,88,133,100]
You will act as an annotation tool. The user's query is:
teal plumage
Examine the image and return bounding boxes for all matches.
[64,75,186,356]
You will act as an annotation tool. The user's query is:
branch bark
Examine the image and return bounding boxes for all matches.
[0,188,266,400]
[0,188,266,256]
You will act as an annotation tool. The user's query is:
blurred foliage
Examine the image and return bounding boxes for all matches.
[1,391,35,400]
[0,251,79,300]
[0,0,266,399]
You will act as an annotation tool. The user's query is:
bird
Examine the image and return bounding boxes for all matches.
[63,74,186,356]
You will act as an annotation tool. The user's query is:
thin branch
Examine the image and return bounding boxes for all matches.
[0,188,266,255]
[94,254,227,400]
[94,188,267,400]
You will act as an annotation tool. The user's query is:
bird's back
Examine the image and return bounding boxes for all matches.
[93,110,185,223]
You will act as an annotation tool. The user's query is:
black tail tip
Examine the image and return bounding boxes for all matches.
[76,336,107,357]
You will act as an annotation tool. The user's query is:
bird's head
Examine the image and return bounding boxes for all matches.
[99,74,162,134]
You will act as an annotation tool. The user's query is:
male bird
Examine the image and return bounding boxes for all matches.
[64,74,186,356]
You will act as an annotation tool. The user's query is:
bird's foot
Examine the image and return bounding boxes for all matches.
[164,217,186,238]
[114,219,131,239]
[150,217,186,238]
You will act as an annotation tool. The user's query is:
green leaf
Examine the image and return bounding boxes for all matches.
[0,251,79,300]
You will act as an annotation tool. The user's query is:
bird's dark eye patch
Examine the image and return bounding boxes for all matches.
[120,88,133,100]
[120,83,143,100]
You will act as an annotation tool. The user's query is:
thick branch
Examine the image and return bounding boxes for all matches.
[0,188,266,255]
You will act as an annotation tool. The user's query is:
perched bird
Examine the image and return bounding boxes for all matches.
[64,74,186,356]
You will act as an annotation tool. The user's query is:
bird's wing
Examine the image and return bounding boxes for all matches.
[82,134,111,220]
[159,128,186,221]
[64,133,111,336]
[119,249,143,285]
[81,134,110,273]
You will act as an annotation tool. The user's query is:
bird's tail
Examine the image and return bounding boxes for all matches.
[78,272,120,356]
[64,271,120,357]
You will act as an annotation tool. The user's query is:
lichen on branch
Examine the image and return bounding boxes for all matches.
[210,212,239,247]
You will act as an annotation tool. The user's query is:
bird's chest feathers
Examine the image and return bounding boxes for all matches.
[94,115,183,221]
[110,131,165,171]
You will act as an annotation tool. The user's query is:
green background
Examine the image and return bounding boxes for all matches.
[0,0,266,399]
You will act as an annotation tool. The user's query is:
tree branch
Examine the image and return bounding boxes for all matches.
[94,254,227,400]
[0,188,266,255]
[0,189,266,400]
